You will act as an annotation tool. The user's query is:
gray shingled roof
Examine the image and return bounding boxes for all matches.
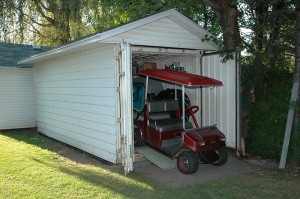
[0,43,51,68]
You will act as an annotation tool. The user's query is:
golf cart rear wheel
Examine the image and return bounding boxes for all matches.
[134,128,143,147]
[177,151,199,174]
[211,147,228,166]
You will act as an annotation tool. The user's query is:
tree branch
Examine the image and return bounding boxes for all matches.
[27,22,45,37]
[39,2,51,12]
[24,13,53,27]
[201,0,220,11]
[32,0,55,24]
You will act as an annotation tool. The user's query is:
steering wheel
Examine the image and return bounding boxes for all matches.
[185,106,199,114]
[185,106,200,128]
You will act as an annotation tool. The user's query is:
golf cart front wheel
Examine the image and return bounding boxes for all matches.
[177,151,199,174]
[211,147,228,166]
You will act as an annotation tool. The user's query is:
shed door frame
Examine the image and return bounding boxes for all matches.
[119,42,134,174]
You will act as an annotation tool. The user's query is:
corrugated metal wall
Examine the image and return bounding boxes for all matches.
[34,44,118,163]
[0,67,35,130]
[154,53,202,121]
[201,53,238,148]
[131,47,238,148]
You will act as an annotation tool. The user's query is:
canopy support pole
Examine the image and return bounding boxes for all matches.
[145,76,149,102]
[182,85,186,129]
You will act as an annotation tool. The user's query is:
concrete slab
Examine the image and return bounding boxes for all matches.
[134,150,263,187]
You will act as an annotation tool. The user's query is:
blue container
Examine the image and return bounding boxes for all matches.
[133,82,145,110]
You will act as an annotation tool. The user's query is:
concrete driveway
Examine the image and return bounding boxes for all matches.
[134,149,266,187]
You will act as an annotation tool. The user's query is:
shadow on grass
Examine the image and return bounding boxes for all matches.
[0,128,169,198]
[0,128,113,167]
[30,157,159,198]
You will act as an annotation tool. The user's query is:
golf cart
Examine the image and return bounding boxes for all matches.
[134,68,228,174]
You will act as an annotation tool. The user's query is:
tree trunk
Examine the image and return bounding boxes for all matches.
[56,6,71,44]
[218,2,241,51]
[253,2,268,52]
[202,0,242,51]
[252,1,268,95]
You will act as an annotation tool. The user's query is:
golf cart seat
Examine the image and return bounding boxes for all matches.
[148,100,193,132]
[149,118,193,132]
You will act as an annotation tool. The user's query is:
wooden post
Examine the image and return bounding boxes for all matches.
[279,82,299,169]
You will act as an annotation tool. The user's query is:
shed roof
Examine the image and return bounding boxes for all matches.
[19,9,219,65]
[0,43,51,67]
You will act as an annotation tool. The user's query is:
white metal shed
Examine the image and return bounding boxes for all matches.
[19,9,239,174]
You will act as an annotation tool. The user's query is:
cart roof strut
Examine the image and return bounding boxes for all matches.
[140,69,222,87]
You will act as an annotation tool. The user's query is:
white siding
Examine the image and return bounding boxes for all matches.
[0,67,35,130]
[201,53,238,148]
[34,44,118,163]
[104,18,215,50]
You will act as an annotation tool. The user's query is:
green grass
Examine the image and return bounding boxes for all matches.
[1,129,300,199]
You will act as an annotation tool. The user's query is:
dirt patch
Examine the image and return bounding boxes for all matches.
[134,149,266,187]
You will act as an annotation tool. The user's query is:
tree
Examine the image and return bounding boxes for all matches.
[29,0,83,46]
[0,0,26,43]
[241,0,296,101]
[202,0,242,51]
[0,0,224,47]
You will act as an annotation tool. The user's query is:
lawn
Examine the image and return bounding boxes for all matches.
[0,129,299,199]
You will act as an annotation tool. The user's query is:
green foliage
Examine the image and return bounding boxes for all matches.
[242,1,296,78]
[241,0,298,160]
[288,100,300,163]
[0,0,26,43]
[289,130,300,163]
[32,0,86,46]
[0,0,224,46]
[247,72,293,161]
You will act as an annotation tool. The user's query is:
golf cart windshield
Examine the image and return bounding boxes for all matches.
[139,68,223,130]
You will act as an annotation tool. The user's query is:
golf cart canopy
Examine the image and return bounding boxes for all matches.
[140,69,222,87]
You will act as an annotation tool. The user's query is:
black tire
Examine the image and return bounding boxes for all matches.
[177,151,199,174]
[134,128,143,147]
[211,147,228,166]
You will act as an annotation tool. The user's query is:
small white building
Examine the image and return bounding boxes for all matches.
[0,43,50,130]
[19,9,240,174]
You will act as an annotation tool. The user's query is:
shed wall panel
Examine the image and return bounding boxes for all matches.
[34,44,118,163]
[0,67,35,130]
[201,54,237,148]
[103,18,215,50]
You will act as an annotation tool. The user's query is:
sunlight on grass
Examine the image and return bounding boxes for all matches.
[0,133,154,198]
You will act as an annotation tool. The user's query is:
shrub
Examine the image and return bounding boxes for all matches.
[246,72,294,161]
